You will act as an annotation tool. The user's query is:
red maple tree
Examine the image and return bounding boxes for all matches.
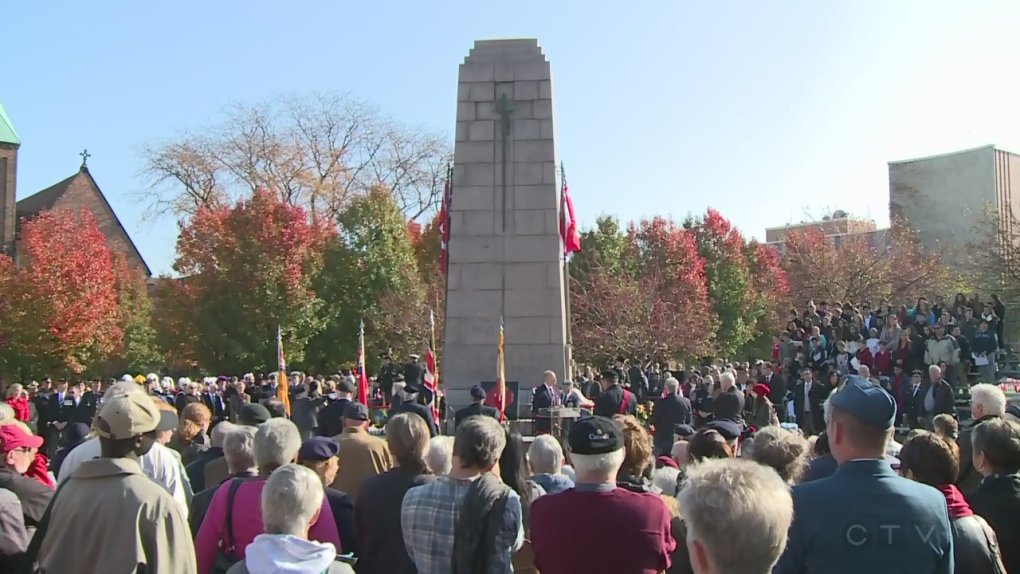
[780,217,946,305]
[3,209,121,374]
[167,188,335,372]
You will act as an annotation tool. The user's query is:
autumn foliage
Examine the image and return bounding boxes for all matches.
[0,209,121,374]
[568,211,790,363]
[780,218,946,305]
[160,188,335,372]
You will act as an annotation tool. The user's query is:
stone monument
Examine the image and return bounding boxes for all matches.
[443,39,568,411]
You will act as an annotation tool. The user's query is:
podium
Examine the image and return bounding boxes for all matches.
[538,407,582,441]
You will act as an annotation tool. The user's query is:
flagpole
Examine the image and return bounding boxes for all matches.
[561,162,574,382]
[439,164,452,374]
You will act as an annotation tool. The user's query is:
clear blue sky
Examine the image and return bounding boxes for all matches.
[5,1,1020,275]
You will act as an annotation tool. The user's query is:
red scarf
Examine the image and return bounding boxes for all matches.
[935,484,972,519]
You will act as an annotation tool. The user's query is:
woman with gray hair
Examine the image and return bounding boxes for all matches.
[226,464,353,573]
[194,419,343,573]
[750,426,809,484]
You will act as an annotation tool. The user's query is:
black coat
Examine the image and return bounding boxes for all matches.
[649,393,691,456]
[791,380,825,427]
[454,402,500,428]
[967,474,1020,574]
[325,487,358,556]
[389,399,437,437]
[957,415,1000,494]
[531,385,556,434]
[403,361,425,390]
[917,380,955,419]
[593,384,637,419]
[319,398,352,438]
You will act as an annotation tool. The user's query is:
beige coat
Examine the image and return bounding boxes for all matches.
[331,427,393,499]
[38,458,195,574]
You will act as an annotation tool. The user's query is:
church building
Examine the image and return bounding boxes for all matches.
[0,101,151,277]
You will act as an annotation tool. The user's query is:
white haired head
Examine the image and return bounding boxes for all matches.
[426,436,454,475]
[679,458,793,573]
[664,377,680,394]
[254,418,302,471]
[528,434,565,475]
[569,449,625,483]
[261,464,326,537]
[652,465,680,496]
[719,371,735,389]
[970,383,1007,419]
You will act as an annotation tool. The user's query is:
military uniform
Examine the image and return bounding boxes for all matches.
[376,355,400,405]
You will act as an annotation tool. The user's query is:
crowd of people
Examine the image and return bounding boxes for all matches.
[0,293,1017,572]
[3,367,1020,573]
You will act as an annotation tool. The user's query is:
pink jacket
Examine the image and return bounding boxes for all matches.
[194,477,341,574]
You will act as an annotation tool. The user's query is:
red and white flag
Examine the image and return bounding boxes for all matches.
[423,310,440,424]
[560,165,581,255]
[357,320,369,406]
[439,165,453,274]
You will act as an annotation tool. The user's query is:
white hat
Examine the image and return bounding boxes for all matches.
[146,373,158,382]
[120,374,134,383]
[178,377,191,387]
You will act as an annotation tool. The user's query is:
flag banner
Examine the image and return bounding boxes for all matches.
[439,164,453,275]
[560,164,581,255]
[494,319,506,422]
[423,310,440,424]
[276,326,291,416]
[358,320,370,406]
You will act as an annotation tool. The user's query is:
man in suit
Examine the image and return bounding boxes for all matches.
[376,352,400,405]
[531,371,559,435]
[648,376,691,457]
[791,368,822,436]
[774,375,954,573]
[389,383,437,437]
[403,354,426,402]
[759,362,787,422]
[902,369,925,429]
[593,370,637,418]
[917,364,955,431]
[79,379,104,425]
[319,380,355,438]
[201,379,227,423]
[455,385,500,429]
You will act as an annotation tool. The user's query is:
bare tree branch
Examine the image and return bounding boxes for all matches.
[135,92,452,223]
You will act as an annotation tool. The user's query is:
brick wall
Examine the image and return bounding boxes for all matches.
[17,171,150,276]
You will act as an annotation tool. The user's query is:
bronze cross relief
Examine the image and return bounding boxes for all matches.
[494,94,514,233]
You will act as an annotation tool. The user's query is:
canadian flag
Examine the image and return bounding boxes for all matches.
[439,165,453,274]
[560,167,581,255]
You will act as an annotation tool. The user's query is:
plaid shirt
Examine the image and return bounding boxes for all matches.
[401,474,523,574]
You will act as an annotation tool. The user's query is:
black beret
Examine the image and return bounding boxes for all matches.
[299,437,340,461]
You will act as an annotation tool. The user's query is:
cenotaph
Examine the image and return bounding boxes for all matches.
[442,39,568,411]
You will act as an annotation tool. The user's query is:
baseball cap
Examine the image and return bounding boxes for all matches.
[97,388,163,440]
[239,403,271,426]
[567,416,624,455]
[0,425,44,452]
[343,402,370,421]
[470,385,486,400]
[830,375,897,430]
[299,437,340,462]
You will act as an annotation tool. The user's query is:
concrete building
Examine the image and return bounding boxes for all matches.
[765,211,879,249]
[888,144,1020,254]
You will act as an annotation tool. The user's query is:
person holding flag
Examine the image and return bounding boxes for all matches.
[422,310,441,426]
[357,320,370,406]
